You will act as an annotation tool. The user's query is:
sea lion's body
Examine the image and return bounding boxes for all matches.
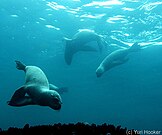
[64,29,103,65]
[96,43,140,77]
[8,61,62,110]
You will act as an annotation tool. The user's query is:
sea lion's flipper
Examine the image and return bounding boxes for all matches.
[49,84,68,94]
[97,40,103,52]
[64,39,75,65]
[64,48,74,65]
[56,87,68,94]
[9,86,27,101]
[7,96,34,107]
[7,86,34,106]
[129,42,141,52]
[80,45,97,52]
[15,60,26,71]
[49,84,59,91]
[113,57,129,65]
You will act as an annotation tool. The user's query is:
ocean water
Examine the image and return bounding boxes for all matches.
[0,0,162,131]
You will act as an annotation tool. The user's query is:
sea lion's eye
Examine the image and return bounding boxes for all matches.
[51,94,54,97]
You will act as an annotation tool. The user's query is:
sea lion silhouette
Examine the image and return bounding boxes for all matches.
[8,61,62,110]
[96,42,141,77]
[64,29,103,65]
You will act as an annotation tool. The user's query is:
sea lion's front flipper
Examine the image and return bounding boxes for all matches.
[7,86,34,106]
[49,84,68,94]
[7,97,34,107]
[113,57,129,65]
[49,84,59,91]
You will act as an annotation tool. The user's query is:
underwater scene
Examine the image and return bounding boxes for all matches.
[0,0,162,132]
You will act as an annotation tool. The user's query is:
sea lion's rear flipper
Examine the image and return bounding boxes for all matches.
[64,49,74,65]
[129,42,141,52]
[64,39,75,65]
[97,40,103,52]
[15,60,26,71]
[7,86,34,106]
[49,84,68,94]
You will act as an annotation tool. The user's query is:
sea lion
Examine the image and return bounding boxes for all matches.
[8,61,62,110]
[64,29,103,65]
[96,42,141,77]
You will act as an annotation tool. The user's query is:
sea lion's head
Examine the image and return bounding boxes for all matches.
[49,91,62,110]
[39,90,62,110]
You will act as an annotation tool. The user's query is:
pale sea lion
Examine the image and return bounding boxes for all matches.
[96,42,141,77]
[64,29,103,65]
[8,61,62,110]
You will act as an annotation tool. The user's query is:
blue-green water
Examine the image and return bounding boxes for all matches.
[0,0,162,131]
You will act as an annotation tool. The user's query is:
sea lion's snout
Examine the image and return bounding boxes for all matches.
[50,95,62,110]
[96,72,102,78]
[96,67,104,78]
[51,101,62,110]
[54,103,62,110]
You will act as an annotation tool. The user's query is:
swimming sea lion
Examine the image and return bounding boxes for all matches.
[96,42,141,77]
[64,29,103,65]
[8,61,62,110]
